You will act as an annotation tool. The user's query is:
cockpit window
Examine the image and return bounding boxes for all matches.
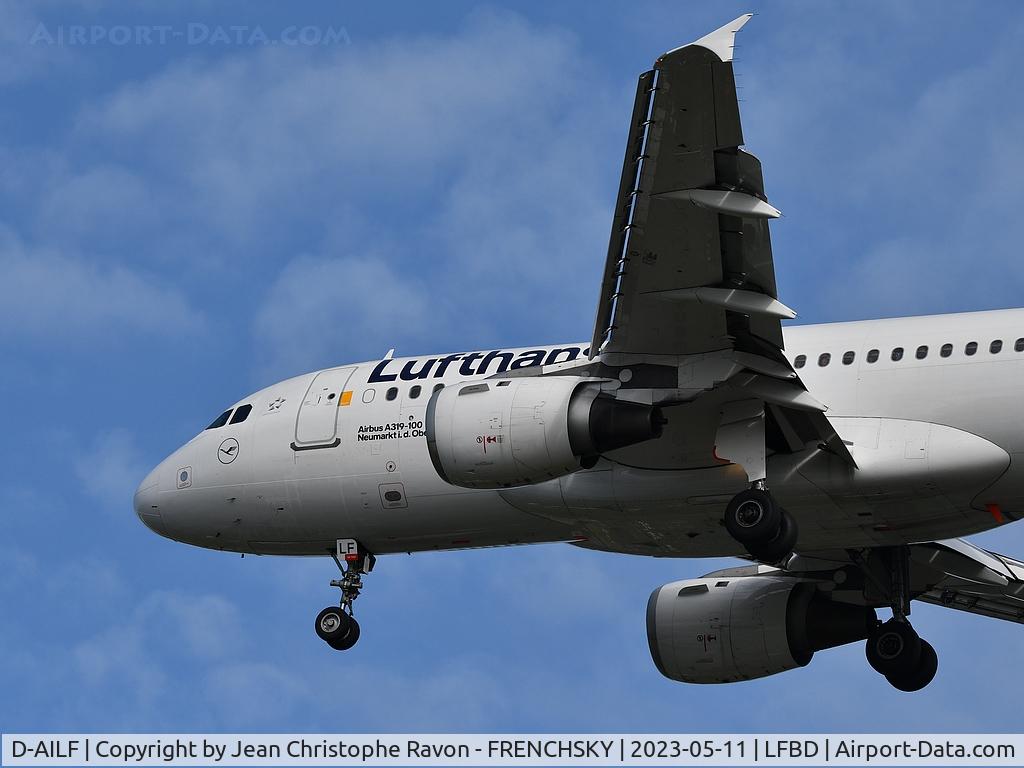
[205,409,232,430]
[229,404,252,424]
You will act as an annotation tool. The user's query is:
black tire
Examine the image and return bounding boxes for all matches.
[885,639,938,692]
[866,619,922,676]
[746,511,798,563]
[724,489,781,544]
[315,606,352,643]
[327,618,360,651]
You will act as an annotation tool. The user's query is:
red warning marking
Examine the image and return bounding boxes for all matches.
[987,503,1005,523]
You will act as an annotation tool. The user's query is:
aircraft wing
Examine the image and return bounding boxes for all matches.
[913,539,1024,624]
[588,15,854,469]
[771,539,1024,625]
[592,14,785,360]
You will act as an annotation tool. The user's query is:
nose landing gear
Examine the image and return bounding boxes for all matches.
[315,539,374,651]
[315,605,360,651]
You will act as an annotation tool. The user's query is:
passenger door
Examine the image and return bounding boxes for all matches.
[293,367,356,449]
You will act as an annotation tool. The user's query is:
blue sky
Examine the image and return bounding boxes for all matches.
[4,0,1024,732]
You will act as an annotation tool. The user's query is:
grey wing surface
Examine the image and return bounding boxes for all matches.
[592,13,786,362]
[771,539,1024,625]
[589,15,854,468]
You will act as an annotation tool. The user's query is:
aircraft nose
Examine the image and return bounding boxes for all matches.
[133,467,166,536]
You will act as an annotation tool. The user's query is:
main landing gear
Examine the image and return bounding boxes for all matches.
[862,546,938,692]
[716,402,796,563]
[315,540,375,652]
[866,619,938,692]
[723,482,798,563]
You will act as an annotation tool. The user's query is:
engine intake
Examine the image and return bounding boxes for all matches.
[647,575,875,684]
[425,376,663,489]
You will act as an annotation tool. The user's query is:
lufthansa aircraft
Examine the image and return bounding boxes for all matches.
[134,16,1024,692]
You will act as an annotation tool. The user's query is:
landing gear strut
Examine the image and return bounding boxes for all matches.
[862,546,938,691]
[723,482,798,563]
[716,402,798,563]
[315,539,375,651]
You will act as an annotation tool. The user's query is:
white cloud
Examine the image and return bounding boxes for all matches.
[336,661,509,730]
[36,165,164,248]
[428,99,616,346]
[75,428,147,513]
[73,622,166,707]
[60,9,620,371]
[144,591,243,661]
[482,544,636,623]
[60,587,273,727]
[0,228,204,341]
[254,254,432,377]
[0,545,38,594]
[738,9,1024,322]
[202,663,310,727]
[75,12,590,242]
[0,2,73,86]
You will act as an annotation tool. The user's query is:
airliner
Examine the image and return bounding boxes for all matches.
[134,15,1024,692]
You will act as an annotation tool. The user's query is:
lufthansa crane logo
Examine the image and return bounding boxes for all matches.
[218,438,239,464]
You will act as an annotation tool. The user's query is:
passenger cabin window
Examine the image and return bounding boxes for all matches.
[229,404,252,424]
[866,349,879,363]
[966,341,978,356]
[385,387,398,401]
[842,351,855,365]
[916,346,928,360]
[818,353,831,367]
[409,385,422,399]
[794,354,806,369]
[940,343,953,357]
[205,409,232,430]
[1016,338,1024,352]
[991,339,1003,354]
[433,383,445,394]
[362,389,375,404]
[891,347,904,361]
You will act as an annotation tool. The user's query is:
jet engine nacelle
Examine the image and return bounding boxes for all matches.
[425,376,663,489]
[647,575,876,684]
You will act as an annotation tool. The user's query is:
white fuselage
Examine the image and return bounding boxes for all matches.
[134,308,1024,558]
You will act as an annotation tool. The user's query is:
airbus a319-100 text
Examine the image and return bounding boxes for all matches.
[135,16,1024,692]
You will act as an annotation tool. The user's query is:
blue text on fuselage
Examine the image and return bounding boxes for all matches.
[367,346,590,383]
